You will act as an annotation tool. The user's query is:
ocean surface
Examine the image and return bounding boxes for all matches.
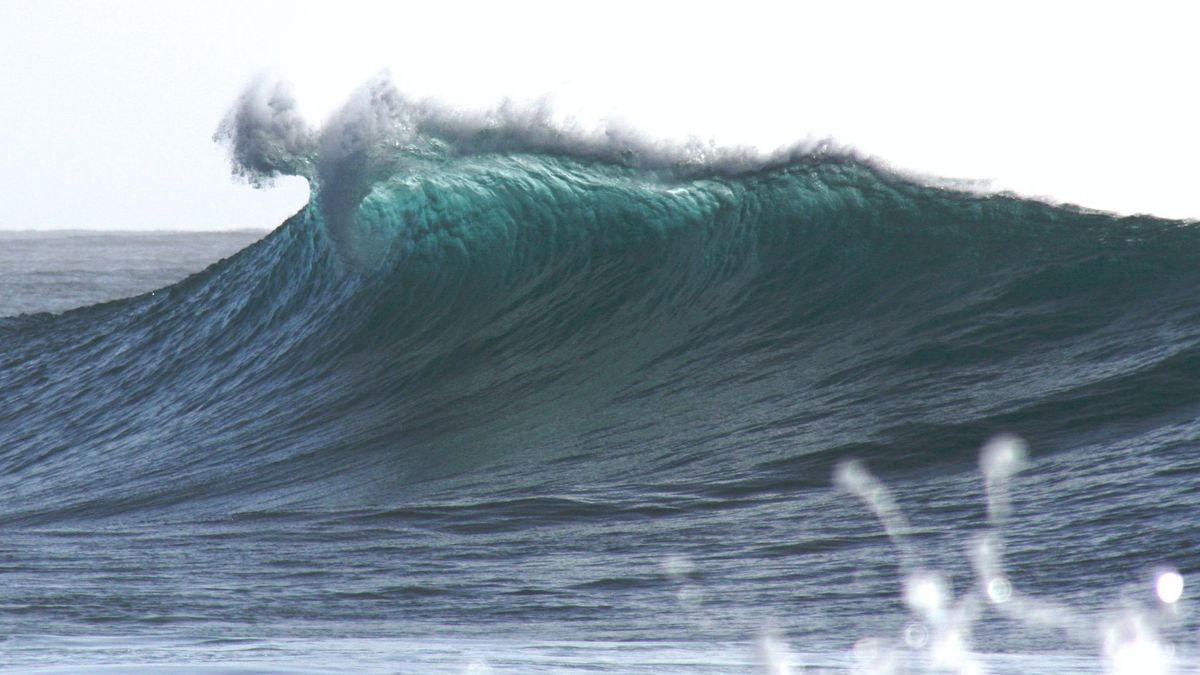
[2,82,1199,673]
[0,231,267,318]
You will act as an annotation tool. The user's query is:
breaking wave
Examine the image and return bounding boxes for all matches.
[2,76,1199,528]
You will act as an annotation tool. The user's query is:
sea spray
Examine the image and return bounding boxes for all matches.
[832,438,1189,674]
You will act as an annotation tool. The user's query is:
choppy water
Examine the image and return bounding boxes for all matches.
[2,78,1199,673]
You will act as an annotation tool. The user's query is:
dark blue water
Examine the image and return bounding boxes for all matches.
[1,80,1198,672]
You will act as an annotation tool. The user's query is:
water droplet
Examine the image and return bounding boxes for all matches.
[987,576,1012,604]
[1156,570,1183,604]
[904,621,929,649]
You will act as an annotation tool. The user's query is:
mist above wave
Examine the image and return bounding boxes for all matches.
[213,73,854,191]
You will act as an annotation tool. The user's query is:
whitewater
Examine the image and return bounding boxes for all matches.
[1,76,1198,673]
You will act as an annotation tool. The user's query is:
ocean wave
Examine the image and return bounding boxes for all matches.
[2,78,1199,524]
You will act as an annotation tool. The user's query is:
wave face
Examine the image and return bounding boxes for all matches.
[4,81,1200,667]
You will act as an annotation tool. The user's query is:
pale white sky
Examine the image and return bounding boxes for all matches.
[1,0,1197,230]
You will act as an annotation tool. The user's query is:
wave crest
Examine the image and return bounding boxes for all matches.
[216,73,856,266]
